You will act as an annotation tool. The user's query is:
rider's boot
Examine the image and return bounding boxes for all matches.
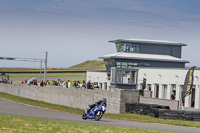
[85,107,88,114]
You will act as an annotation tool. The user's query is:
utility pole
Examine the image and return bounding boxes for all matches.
[44,51,48,82]
[40,59,42,83]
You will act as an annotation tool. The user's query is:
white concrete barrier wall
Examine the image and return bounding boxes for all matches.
[0,84,180,113]
[0,84,130,113]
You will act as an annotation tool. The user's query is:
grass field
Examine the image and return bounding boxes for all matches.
[0,114,170,133]
[0,92,200,128]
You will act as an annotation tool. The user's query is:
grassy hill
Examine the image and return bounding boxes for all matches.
[0,60,106,71]
[68,60,105,70]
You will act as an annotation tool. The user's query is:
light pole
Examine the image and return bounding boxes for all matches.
[44,51,48,82]
[195,76,199,109]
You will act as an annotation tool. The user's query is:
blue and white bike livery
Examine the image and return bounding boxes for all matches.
[82,103,106,121]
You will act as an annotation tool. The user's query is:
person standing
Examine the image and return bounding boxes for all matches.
[66,81,68,88]
[68,80,71,88]
[46,80,50,86]
[58,79,61,86]
[40,80,44,87]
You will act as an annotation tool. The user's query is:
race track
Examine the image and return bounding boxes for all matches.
[0,98,199,133]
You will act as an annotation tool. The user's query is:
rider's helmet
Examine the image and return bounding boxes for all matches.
[102,98,107,103]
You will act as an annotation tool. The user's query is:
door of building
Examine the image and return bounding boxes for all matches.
[156,85,159,98]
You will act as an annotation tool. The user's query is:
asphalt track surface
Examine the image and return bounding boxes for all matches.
[0,98,200,133]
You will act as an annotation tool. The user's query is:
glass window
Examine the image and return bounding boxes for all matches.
[148,84,151,91]
[163,85,168,99]
[104,59,115,72]
[116,62,121,65]
[112,68,137,84]
[115,61,150,69]
[111,69,116,83]
[128,66,132,68]
[123,70,130,83]
[171,84,176,100]
[139,63,144,67]
[134,63,138,66]
[122,44,126,51]
[136,45,140,53]
[130,47,134,52]
[144,63,150,67]
[116,69,123,83]
[128,62,134,65]
[121,43,140,53]
[128,62,134,68]
[117,65,121,68]
[116,62,121,68]
[115,43,122,52]
[122,62,127,66]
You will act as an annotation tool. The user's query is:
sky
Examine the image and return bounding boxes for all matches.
[0,0,200,68]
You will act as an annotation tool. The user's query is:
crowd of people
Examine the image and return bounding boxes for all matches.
[23,78,99,90]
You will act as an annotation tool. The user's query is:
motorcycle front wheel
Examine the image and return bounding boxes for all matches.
[82,112,87,120]
[94,111,103,121]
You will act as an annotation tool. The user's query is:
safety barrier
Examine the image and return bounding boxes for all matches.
[126,103,200,121]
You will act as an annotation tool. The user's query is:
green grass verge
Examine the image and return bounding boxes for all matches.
[0,92,200,128]
[0,92,83,114]
[0,114,169,133]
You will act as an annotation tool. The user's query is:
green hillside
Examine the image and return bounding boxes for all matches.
[69,60,106,70]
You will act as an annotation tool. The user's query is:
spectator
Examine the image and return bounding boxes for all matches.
[66,81,69,87]
[68,80,71,88]
[32,80,35,85]
[52,80,58,86]
[73,80,77,87]
[87,80,92,89]
[93,82,99,89]
[171,92,176,100]
[10,80,12,84]
[40,80,44,87]
[63,81,67,87]
[74,81,79,88]
[58,79,61,86]
[82,81,86,88]
[52,80,55,85]
[46,80,50,86]
[35,80,38,85]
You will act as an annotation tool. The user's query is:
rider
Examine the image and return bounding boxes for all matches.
[86,98,107,114]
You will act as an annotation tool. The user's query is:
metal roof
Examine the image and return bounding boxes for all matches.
[99,52,189,63]
[109,38,187,46]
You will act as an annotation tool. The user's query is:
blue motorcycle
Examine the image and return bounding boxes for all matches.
[82,103,106,121]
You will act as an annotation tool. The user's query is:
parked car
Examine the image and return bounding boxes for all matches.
[27,77,39,85]
[0,74,9,84]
